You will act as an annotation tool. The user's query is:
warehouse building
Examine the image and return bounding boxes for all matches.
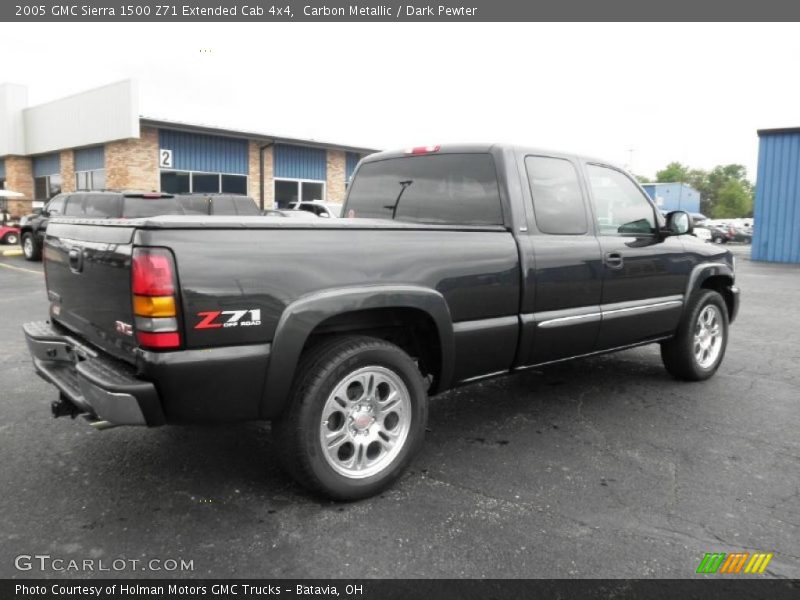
[641,182,701,214]
[752,128,800,263]
[0,80,377,217]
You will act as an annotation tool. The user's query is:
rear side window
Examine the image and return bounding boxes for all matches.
[525,156,587,235]
[346,154,503,225]
[63,193,122,218]
[122,197,184,218]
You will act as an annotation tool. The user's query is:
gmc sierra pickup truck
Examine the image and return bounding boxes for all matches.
[24,144,740,500]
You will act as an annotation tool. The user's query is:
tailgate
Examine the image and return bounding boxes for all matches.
[44,221,139,363]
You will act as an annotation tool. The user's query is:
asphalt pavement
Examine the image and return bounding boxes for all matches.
[0,244,798,579]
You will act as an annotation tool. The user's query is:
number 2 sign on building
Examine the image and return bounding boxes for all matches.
[159,149,173,168]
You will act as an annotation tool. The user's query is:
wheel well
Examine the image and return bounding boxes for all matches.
[302,307,442,389]
[700,275,735,319]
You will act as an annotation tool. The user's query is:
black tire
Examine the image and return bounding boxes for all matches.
[273,335,428,501]
[661,290,729,381]
[22,233,41,261]
[2,232,18,245]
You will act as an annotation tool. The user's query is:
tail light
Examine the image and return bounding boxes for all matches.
[132,247,180,350]
[405,145,441,155]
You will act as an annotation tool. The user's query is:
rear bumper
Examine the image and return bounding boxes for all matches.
[23,321,165,427]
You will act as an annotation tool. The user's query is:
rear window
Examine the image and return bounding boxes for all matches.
[63,193,122,218]
[345,154,503,225]
[177,196,209,215]
[122,197,184,218]
[233,197,260,216]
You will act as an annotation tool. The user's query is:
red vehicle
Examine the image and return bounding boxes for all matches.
[0,224,20,245]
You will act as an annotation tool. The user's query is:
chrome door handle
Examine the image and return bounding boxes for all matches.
[604,252,624,269]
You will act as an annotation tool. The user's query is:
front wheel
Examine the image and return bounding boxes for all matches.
[273,336,428,501]
[3,232,18,245]
[661,290,729,381]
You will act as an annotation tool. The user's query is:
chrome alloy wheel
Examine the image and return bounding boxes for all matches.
[23,236,33,257]
[319,366,412,479]
[694,305,723,369]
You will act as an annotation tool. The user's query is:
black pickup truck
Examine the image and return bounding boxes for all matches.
[24,144,739,500]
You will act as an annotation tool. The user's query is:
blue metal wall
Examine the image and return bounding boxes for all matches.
[74,146,105,171]
[345,152,361,181]
[752,131,800,263]
[159,130,249,174]
[32,154,61,177]
[274,144,327,180]
[0,159,5,179]
[642,183,701,213]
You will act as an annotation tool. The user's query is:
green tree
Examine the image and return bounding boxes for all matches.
[710,179,753,218]
[656,162,692,184]
[634,174,651,184]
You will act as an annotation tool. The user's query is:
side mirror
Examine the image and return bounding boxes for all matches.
[665,211,692,236]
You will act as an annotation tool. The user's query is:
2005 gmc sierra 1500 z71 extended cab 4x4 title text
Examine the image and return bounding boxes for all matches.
[24,144,740,500]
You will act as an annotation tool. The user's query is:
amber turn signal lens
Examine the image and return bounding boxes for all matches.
[133,295,176,317]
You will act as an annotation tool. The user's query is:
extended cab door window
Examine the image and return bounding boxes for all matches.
[525,156,587,234]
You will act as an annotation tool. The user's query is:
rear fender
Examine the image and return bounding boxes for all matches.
[259,285,454,418]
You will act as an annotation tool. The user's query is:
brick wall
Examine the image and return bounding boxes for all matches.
[4,156,34,217]
[326,150,346,203]
[60,150,75,193]
[105,126,159,191]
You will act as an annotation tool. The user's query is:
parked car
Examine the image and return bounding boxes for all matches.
[24,144,739,500]
[287,200,343,218]
[709,223,752,244]
[0,224,20,245]
[690,212,709,226]
[19,191,185,261]
[176,193,261,216]
[692,226,712,243]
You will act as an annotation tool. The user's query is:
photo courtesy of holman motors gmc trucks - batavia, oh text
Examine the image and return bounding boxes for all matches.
[24,144,739,500]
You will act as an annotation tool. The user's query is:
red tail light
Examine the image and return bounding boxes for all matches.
[132,247,181,350]
[136,331,180,349]
[132,248,175,296]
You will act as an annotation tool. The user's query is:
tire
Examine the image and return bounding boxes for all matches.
[712,236,723,244]
[22,233,41,261]
[273,335,428,501]
[3,232,18,245]
[661,290,729,381]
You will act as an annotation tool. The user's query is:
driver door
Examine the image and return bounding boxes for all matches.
[584,163,687,350]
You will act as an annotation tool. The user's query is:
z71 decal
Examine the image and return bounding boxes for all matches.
[194,309,262,330]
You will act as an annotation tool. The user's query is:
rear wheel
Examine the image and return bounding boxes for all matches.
[273,336,428,501]
[22,233,41,261]
[3,232,18,245]
[661,290,729,381]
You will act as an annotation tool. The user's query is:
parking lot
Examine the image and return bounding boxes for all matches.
[0,244,798,579]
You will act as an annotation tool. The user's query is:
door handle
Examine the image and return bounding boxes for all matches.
[604,252,624,269]
[68,247,83,273]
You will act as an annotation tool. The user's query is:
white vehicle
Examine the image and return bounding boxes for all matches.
[286,201,343,218]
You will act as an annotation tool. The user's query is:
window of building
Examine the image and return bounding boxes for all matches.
[34,174,62,201]
[586,164,656,236]
[345,154,503,225]
[525,156,587,235]
[274,179,326,208]
[75,169,106,191]
[160,170,248,195]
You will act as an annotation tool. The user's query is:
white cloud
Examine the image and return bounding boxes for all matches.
[2,22,799,179]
